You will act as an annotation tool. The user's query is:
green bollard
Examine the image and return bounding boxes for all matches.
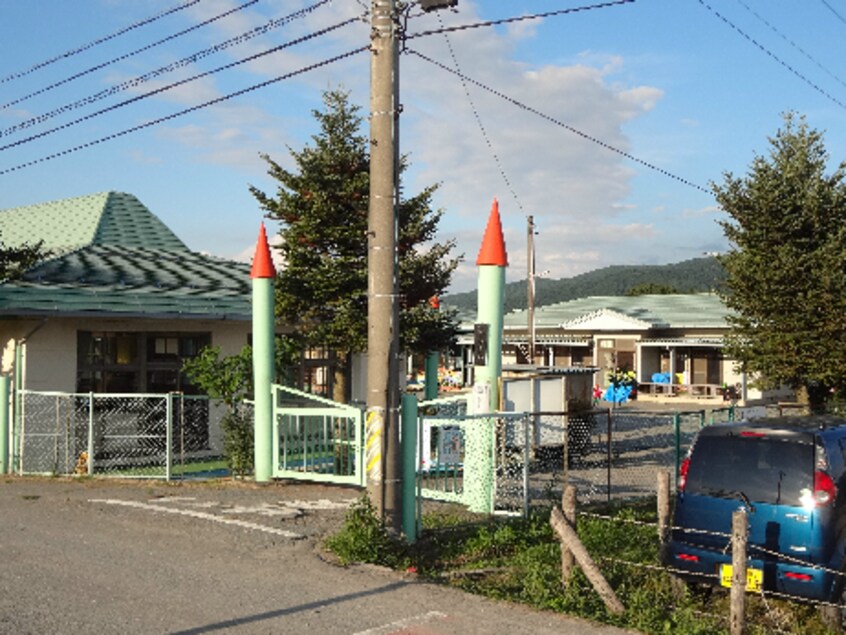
[401,393,418,542]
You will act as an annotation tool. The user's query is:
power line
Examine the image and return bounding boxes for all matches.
[431,13,525,216]
[0,0,201,84]
[406,0,635,40]
[0,46,369,177]
[0,0,339,140]
[1,0,259,110]
[735,0,846,93]
[407,48,710,194]
[819,0,846,26]
[697,0,846,112]
[0,17,361,153]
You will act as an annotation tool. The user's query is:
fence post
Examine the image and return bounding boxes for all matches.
[561,484,577,585]
[0,375,8,474]
[606,409,612,503]
[730,509,748,635]
[87,392,94,476]
[165,393,173,481]
[13,344,22,473]
[673,413,681,490]
[657,470,671,557]
[401,393,418,543]
[520,414,530,518]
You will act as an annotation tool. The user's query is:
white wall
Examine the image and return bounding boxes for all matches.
[0,317,251,393]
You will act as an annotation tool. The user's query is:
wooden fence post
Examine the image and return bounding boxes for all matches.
[561,485,577,585]
[730,509,748,635]
[550,506,625,615]
[657,470,671,550]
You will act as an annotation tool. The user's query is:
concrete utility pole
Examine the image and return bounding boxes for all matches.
[367,0,401,529]
[527,215,536,363]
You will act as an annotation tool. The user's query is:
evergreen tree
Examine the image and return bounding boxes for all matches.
[249,89,460,399]
[0,236,46,281]
[713,112,846,409]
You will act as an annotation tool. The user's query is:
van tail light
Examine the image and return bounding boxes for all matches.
[678,457,691,491]
[784,572,813,582]
[813,471,836,506]
[676,553,699,562]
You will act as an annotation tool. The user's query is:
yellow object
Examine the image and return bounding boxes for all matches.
[719,564,762,592]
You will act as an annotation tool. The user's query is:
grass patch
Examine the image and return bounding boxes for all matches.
[326,496,840,634]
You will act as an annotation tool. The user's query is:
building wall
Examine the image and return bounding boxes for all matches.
[0,317,250,393]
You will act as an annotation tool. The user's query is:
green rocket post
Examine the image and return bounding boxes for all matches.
[466,199,508,513]
[251,223,276,483]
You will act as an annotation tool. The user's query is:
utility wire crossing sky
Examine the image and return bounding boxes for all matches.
[1,0,845,292]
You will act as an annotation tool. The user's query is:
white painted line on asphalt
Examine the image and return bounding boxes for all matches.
[89,499,303,539]
[352,611,448,635]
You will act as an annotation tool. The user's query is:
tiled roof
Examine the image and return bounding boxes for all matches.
[0,192,250,320]
[503,293,731,331]
[0,191,188,254]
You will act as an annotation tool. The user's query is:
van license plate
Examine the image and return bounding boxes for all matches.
[719,564,762,592]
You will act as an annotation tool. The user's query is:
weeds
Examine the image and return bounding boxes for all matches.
[323,495,409,568]
[325,497,840,634]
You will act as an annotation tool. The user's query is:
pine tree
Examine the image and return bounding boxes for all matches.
[713,112,846,409]
[249,89,460,399]
[0,236,46,281]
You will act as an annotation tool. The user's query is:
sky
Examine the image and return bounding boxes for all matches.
[2,0,846,293]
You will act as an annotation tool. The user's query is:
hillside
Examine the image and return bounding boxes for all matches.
[443,256,726,313]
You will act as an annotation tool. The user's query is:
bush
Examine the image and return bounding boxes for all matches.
[324,495,408,568]
[221,410,253,478]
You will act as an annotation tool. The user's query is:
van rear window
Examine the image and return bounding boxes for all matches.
[685,435,814,505]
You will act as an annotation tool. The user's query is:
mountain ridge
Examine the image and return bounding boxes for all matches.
[443,256,726,314]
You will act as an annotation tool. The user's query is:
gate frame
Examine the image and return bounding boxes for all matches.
[271,384,365,486]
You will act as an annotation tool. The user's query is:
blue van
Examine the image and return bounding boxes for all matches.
[665,417,846,607]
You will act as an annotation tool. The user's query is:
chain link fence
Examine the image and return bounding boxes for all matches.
[14,390,227,479]
[484,406,738,511]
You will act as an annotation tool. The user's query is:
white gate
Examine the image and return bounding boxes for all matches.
[271,384,364,486]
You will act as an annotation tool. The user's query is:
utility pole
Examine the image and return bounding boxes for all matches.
[367,0,401,530]
[527,215,536,364]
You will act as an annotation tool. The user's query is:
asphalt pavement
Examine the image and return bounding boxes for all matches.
[0,476,636,635]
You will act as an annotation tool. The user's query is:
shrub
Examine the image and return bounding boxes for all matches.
[324,495,408,568]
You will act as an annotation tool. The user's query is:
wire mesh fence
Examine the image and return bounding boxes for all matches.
[14,390,227,479]
[481,406,738,511]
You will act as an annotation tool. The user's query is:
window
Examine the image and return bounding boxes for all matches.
[77,331,210,394]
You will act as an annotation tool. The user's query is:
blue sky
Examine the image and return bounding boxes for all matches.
[2,0,846,292]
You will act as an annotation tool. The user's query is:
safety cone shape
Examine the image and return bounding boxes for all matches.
[476,198,508,267]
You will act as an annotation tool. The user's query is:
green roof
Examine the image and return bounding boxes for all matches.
[0,192,250,320]
[0,191,188,254]
[503,294,731,330]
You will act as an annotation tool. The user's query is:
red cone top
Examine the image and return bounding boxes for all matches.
[250,223,276,279]
[475,199,508,267]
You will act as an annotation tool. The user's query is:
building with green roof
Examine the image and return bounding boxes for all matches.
[457,293,788,406]
[0,192,253,394]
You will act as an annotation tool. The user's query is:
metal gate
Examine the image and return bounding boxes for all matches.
[415,395,532,515]
[271,384,364,485]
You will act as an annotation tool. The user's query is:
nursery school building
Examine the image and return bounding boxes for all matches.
[0,192,255,397]
[477,294,791,407]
